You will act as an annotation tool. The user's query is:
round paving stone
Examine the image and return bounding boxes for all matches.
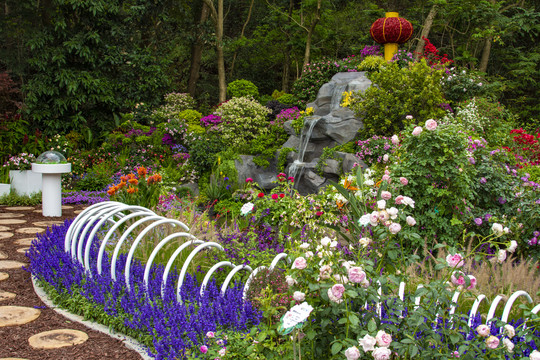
[0,306,40,327]
[0,213,24,218]
[15,227,45,235]
[0,261,26,270]
[0,219,26,225]
[32,210,42,214]
[33,221,64,227]
[17,248,30,254]
[0,273,8,281]
[0,251,7,259]
[28,329,88,349]
[73,209,84,214]
[4,207,34,211]
[15,238,34,246]
[0,233,14,240]
[0,290,16,301]
[62,205,73,209]
[0,226,10,232]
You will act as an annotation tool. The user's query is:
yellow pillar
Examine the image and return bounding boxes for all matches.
[384,12,399,61]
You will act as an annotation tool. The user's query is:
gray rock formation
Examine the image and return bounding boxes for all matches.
[283,72,371,194]
[233,72,371,194]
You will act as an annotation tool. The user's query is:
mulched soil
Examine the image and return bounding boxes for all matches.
[0,204,146,360]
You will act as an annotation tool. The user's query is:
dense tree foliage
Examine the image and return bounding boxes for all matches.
[0,0,539,137]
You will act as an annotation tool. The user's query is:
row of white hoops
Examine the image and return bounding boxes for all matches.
[64,201,540,328]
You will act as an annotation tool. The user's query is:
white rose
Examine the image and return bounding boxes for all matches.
[406,216,416,226]
[293,291,305,302]
[377,199,386,210]
[491,223,504,235]
[358,334,377,352]
[358,214,371,226]
[504,324,515,339]
[502,337,514,353]
[321,237,331,247]
[529,350,540,360]
[285,275,297,287]
[299,242,310,249]
[507,240,518,253]
[359,237,372,248]
[497,249,507,263]
[387,207,398,219]
[383,154,389,162]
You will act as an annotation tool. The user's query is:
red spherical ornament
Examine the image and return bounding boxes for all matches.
[370,16,413,44]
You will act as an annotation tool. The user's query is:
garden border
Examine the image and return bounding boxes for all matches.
[31,274,154,360]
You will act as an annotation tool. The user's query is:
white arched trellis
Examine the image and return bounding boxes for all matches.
[64,201,539,325]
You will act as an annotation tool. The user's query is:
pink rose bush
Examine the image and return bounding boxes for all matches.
[425,119,438,130]
[446,253,465,268]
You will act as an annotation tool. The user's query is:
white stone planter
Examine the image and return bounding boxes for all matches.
[9,170,42,196]
[32,163,71,217]
[0,183,10,197]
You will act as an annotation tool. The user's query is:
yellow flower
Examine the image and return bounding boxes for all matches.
[305,107,314,115]
[341,91,352,108]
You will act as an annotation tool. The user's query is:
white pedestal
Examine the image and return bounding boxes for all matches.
[0,183,10,197]
[32,163,71,217]
[9,170,42,196]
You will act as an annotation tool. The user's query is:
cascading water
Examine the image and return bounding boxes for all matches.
[288,116,321,187]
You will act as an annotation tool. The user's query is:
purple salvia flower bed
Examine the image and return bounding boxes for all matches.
[26,221,261,359]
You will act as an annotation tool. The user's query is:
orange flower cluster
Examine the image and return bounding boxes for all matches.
[106,168,161,197]
[147,173,162,185]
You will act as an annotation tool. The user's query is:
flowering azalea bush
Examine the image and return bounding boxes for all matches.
[3,152,36,170]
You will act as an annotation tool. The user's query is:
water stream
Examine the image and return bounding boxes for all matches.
[288,116,321,188]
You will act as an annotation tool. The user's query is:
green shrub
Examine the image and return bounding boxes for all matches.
[178,109,203,127]
[276,93,295,105]
[189,132,225,176]
[227,79,259,99]
[357,55,387,72]
[152,92,197,123]
[291,58,339,107]
[391,121,476,247]
[215,96,271,153]
[0,191,41,206]
[350,60,446,137]
[251,125,288,168]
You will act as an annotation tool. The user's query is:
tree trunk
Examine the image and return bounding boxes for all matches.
[188,3,210,96]
[229,0,254,76]
[414,4,438,61]
[216,0,226,102]
[281,0,294,92]
[478,36,492,73]
[302,0,321,70]
[202,0,226,103]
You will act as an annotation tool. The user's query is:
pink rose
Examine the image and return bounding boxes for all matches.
[348,267,366,284]
[395,195,404,205]
[451,271,465,286]
[292,257,307,270]
[391,135,399,145]
[344,346,361,360]
[381,191,391,200]
[319,265,332,279]
[200,345,208,353]
[293,291,305,302]
[446,253,465,268]
[485,335,499,349]
[425,119,438,131]
[328,284,345,303]
[375,330,392,347]
[476,324,490,338]
[372,347,392,360]
[467,275,477,290]
[399,177,408,185]
[412,126,423,136]
[406,216,416,226]
[381,174,391,183]
[358,334,377,352]
[388,222,401,234]
[206,331,215,338]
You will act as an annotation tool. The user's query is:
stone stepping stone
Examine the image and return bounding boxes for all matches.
[28,329,88,349]
[0,226,10,232]
[15,228,45,235]
[62,205,73,209]
[17,248,29,254]
[73,209,84,214]
[32,210,42,214]
[4,207,34,211]
[0,290,16,301]
[0,306,40,327]
[0,261,26,270]
[0,219,26,225]
[0,273,8,281]
[0,233,13,240]
[0,251,7,259]
[0,213,24,218]
[15,239,34,246]
[33,220,64,227]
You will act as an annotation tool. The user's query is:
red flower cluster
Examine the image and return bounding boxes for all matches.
[421,37,453,67]
[503,128,540,167]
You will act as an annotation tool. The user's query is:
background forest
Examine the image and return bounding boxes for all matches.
[1,0,539,142]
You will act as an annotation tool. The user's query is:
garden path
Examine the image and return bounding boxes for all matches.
[0,204,144,360]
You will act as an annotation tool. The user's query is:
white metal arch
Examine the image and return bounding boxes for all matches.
[200,261,235,297]
[220,264,253,296]
[123,218,190,291]
[161,240,205,299]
